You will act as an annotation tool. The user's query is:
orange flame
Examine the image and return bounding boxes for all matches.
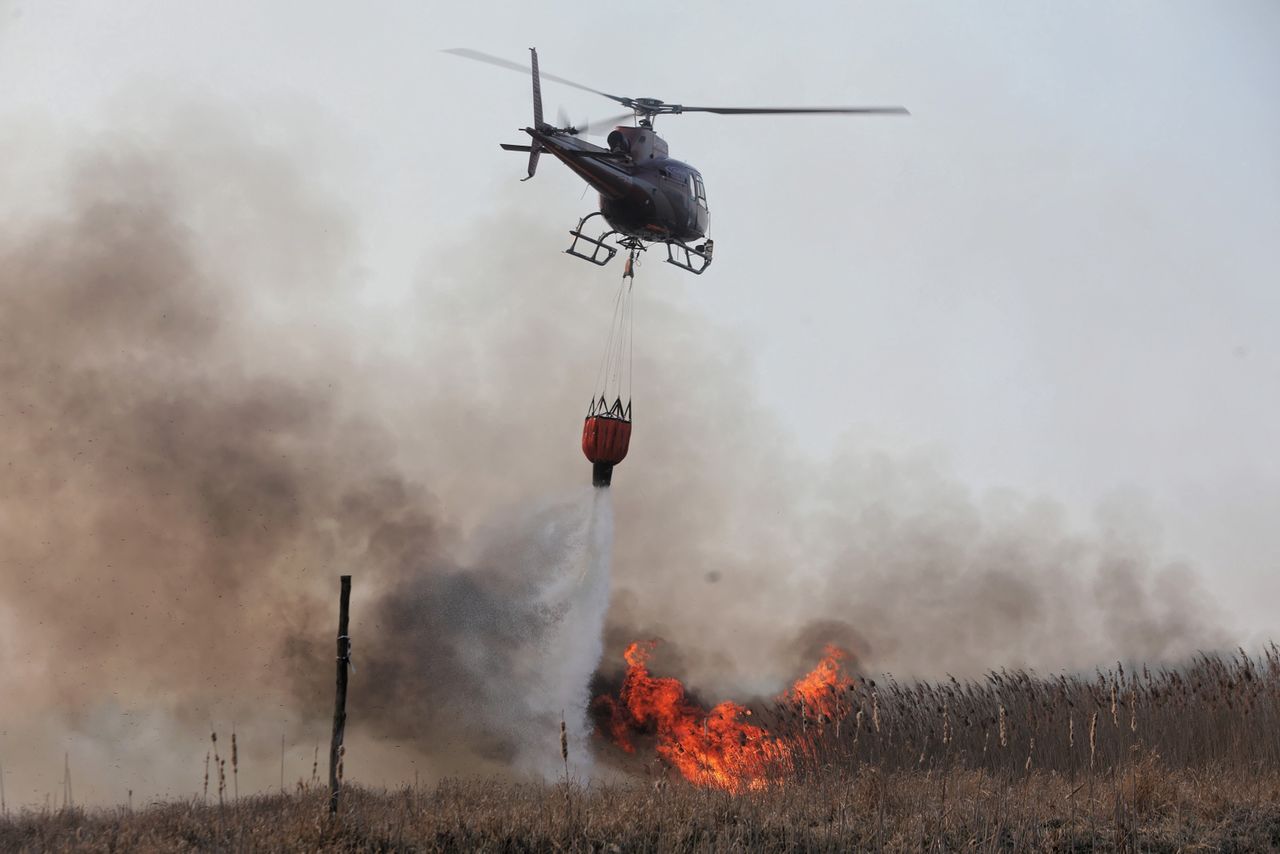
[784,643,854,720]
[595,641,854,792]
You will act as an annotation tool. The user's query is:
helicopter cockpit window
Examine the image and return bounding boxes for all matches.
[691,174,707,207]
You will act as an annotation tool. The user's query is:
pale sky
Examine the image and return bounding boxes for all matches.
[2,2,1278,627]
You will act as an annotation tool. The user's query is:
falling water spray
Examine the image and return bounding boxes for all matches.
[507,487,615,777]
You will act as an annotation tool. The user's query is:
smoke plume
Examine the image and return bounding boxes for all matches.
[0,117,1228,805]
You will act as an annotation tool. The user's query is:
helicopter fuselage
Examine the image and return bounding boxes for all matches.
[526,125,710,245]
[454,45,905,274]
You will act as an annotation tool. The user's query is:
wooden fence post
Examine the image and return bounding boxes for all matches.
[329,575,352,815]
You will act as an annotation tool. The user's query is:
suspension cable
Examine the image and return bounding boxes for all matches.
[590,252,637,418]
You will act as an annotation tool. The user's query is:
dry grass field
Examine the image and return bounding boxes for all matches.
[3,771,1280,852]
[6,648,1280,851]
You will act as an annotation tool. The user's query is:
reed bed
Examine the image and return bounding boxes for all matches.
[5,649,1280,851]
[757,646,1280,781]
[4,772,1280,852]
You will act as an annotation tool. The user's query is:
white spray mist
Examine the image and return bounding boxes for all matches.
[468,487,615,779]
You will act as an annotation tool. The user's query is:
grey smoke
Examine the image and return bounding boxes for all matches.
[0,131,615,800]
[349,489,614,779]
[0,118,1228,804]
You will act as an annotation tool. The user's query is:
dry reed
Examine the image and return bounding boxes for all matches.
[5,649,1280,851]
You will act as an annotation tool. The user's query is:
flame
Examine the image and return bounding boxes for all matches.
[595,641,854,792]
[784,643,854,720]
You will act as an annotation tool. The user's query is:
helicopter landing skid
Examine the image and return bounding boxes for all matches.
[565,212,619,266]
[664,239,714,275]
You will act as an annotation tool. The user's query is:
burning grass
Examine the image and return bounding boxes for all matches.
[7,647,1280,851]
[595,642,1280,794]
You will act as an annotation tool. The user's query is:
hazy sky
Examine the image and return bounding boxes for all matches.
[1,2,1277,627]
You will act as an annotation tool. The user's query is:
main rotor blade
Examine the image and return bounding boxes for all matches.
[443,48,631,108]
[679,106,910,116]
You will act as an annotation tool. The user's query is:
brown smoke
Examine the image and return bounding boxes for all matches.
[0,129,613,800]
[0,138,450,800]
[0,118,1229,805]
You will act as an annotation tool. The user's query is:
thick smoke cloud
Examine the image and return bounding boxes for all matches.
[0,119,1228,805]
[0,130,612,802]
[407,213,1230,697]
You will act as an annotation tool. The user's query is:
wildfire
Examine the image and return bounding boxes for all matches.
[784,643,854,720]
[594,641,855,792]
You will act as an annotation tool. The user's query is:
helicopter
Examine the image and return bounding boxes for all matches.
[446,48,908,275]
